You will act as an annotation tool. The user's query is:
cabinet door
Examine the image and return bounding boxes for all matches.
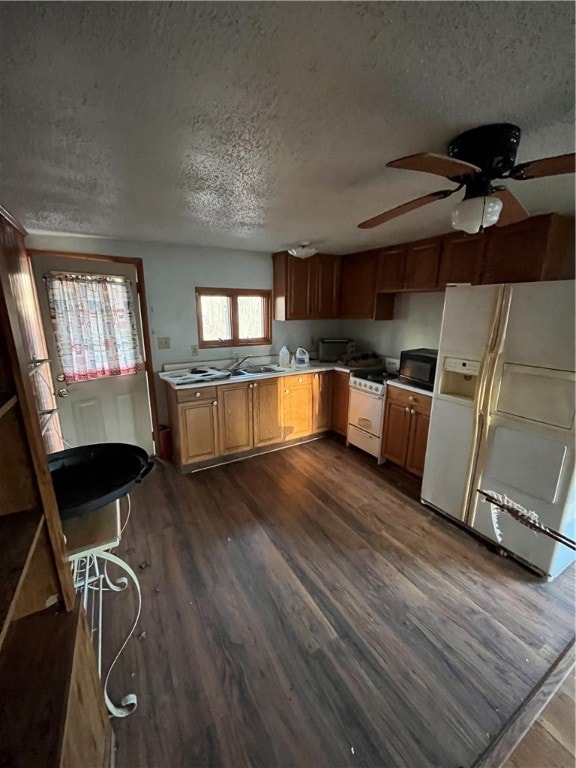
[481,216,571,284]
[180,401,219,463]
[218,382,253,454]
[403,237,441,290]
[331,371,350,436]
[287,256,312,319]
[340,251,377,318]
[314,255,341,318]
[405,407,431,477]
[438,232,486,287]
[381,399,410,465]
[312,371,333,432]
[376,244,406,291]
[282,376,313,440]
[253,378,282,447]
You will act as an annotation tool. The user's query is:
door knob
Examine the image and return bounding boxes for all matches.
[57,388,69,398]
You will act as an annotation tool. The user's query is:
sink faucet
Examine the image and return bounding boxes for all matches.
[227,354,252,371]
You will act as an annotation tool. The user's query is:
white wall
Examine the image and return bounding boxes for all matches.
[340,292,445,359]
[26,233,445,420]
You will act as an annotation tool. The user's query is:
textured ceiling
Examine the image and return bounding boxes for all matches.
[0,2,574,254]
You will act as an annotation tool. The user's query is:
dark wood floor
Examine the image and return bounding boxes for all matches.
[104,438,575,768]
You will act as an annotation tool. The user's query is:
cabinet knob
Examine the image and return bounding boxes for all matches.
[253,382,258,388]
[409,395,415,401]
[285,389,289,394]
[248,383,253,389]
[405,406,410,412]
[195,392,201,398]
[298,377,303,383]
[314,373,318,378]
[212,400,217,406]
[410,409,415,414]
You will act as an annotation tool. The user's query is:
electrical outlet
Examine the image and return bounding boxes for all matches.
[191,344,199,356]
[157,337,171,350]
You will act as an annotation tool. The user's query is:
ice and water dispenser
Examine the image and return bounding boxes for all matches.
[439,357,481,400]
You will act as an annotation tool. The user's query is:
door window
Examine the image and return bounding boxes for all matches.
[45,271,144,383]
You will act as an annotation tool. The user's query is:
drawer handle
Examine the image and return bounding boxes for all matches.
[195,392,201,398]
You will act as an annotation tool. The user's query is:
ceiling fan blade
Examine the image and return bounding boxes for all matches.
[358,189,456,229]
[387,153,481,179]
[511,152,575,180]
[492,188,530,226]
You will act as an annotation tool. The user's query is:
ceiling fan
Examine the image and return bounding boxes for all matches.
[358,123,575,234]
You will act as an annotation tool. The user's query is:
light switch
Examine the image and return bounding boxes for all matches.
[157,337,171,349]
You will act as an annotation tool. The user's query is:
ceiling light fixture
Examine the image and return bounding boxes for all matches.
[451,195,503,234]
[288,242,318,259]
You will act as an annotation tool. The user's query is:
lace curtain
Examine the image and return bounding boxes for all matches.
[46,271,144,383]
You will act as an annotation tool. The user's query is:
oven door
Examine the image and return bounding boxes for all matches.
[348,389,385,437]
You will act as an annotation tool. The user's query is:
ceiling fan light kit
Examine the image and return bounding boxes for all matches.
[451,196,503,234]
[358,123,575,232]
[288,243,318,259]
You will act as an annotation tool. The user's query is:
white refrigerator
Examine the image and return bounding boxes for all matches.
[421,280,575,579]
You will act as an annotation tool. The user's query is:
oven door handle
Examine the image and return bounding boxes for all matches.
[349,389,384,401]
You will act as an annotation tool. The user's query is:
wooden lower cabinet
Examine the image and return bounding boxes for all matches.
[219,382,253,454]
[381,385,432,477]
[331,371,350,436]
[166,386,219,465]
[282,374,313,441]
[166,371,337,469]
[312,371,333,433]
[253,378,282,446]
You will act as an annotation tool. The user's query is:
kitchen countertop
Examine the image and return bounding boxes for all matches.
[387,380,433,396]
[160,362,353,390]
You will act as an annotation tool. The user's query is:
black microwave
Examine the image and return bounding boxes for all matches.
[399,348,438,391]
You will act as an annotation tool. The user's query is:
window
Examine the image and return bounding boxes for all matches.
[196,288,272,348]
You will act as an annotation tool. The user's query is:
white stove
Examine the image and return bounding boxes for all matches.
[347,367,397,462]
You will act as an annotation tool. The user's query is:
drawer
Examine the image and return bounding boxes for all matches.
[176,386,218,403]
[387,385,432,412]
[283,374,313,387]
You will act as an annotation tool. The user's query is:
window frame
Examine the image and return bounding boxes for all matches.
[195,287,272,349]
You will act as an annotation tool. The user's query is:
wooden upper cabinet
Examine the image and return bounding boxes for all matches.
[403,237,442,291]
[438,232,486,288]
[273,251,340,320]
[340,251,377,319]
[287,255,312,319]
[313,254,341,318]
[376,244,406,291]
[480,214,575,285]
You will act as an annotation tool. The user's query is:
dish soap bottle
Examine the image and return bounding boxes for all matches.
[279,345,290,369]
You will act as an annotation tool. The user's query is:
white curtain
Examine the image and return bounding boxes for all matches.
[46,271,144,383]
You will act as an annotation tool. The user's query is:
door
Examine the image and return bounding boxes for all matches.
[331,371,350,436]
[403,237,441,290]
[31,253,154,453]
[381,399,410,465]
[405,406,431,477]
[312,372,333,432]
[253,378,282,446]
[347,389,385,438]
[313,255,341,318]
[282,375,313,440]
[181,401,219,463]
[219,381,253,454]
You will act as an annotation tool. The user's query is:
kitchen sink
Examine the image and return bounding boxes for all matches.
[229,369,250,377]
[241,364,284,374]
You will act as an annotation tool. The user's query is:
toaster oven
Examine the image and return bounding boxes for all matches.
[318,338,354,362]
